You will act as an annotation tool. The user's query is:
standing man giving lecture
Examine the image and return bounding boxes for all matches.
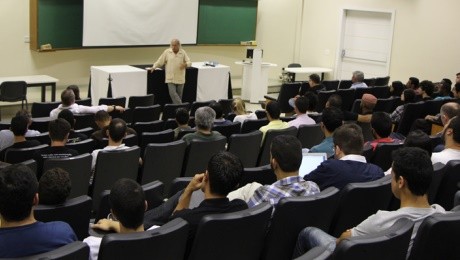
[150,39,192,104]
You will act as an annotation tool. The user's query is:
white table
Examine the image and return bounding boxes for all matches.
[90,65,147,106]
[0,75,59,102]
[236,61,277,103]
[192,62,230,102]
[284,67,333,81]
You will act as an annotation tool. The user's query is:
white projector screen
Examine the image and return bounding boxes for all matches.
[83,0,199,46]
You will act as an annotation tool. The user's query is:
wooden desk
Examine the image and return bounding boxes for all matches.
[283,67,333,81]
[0,75,58,102]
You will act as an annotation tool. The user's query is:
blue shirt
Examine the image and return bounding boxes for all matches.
[0,221,77,258]
[309,136,334,157]
[350,82,368,89]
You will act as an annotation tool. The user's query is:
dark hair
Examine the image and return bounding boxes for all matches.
[10,115,29,136]
[66,85,81,100]
[453,83,460,95]
[0,165,38,222]
[175,107,190,125]
[440,79,453,96]
[58,109,75,129]
[409,77,419,88]
[48,118,71,141]
[448,116,460,143]
[61,89,75,106]
[304,92,318,111]
[403,89,416,104]
[333,123,364,155]
[95,110,111,122]
[108,118,127,142]
[404,130,433,156]
[15,109,32,118]
[271,135,302,172]
[371,112,392,138]
[391,81,405,97]
[392,147,432,196]
[327,94,342,109]
[39,168,71,205]
[294,97,309,114]
[209,102,224,119]
[321,107,343,132]
[420,80,434,97]
[309,74,321,84]
[266,101,281,119]
[207,151,243,196]
[109,178,145,229]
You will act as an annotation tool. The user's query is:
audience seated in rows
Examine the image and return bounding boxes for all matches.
[58,109,88,143]
[390,89,417,124]
[288,74,325,108]
[326,94,373,123]
[422,102,460,136]
[389,80,404,97]
[364,111,402,151]
[38,168,71,205]
[0,110,40,151]
[91,110,136,143]
[304,123,384,190]
[292,147,446,258]
[0,114,40,161]
[231,98,257,125]
[287,97,316,128]
[209,102,232,126]
[33,119,79,179]
[431,116,460,165]
[0,164,77,258]
[349,71,368,89]
[259,101,289,141]
[309,107,344,157]
[182,106,223,145]
[419,80,435,101]
[406,77,420,95]
[50,89,124,119]
[173,107,192,140]
[434,78,453,100]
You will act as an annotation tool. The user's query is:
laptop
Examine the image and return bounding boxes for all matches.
[298,151,328,178]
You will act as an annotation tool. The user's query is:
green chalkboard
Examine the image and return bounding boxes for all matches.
[32,0,257,49]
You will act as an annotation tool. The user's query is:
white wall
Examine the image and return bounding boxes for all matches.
[1,0,459,103]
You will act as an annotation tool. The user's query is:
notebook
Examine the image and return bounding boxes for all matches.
[298,152,328,178]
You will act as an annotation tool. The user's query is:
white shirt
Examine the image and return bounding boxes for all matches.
[0,129,41,151]
[91,144,130,170]
[287,114,316,128]
[350,82,368,89]
[339,154,367,163]
[234,113,257,125]
[431,148,460,165]
[50,103,108,119]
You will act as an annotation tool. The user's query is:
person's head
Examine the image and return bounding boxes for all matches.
[321,107,344,133]
[294,96,309,114]
[265,101,281,120]
[303,92,318,112]
[390,81,405,97]
[401,89,416,104]
[443,116,460,146]
[10,115,30,137]
[0,165,38,222]
[206,151,243,196]
[270,135,302,174]
[419,80,434,97]
[406,77,419,89]
[38,168,71,205]
[308,74,321,86]
[58,109,76,129]
[370,112,392,139]
[440,102,460,125]
[404,130,433,156]
[107,118,127,143]
[170,39,181,53]
[452,83,460,98]
[391,147,432,198]
[94,110,111,129]
[352,71,365,83]
[361,94,377,112]
[440,78,453,96]
[175,107,190,126]
[66,85,81,100]
[61,89,76,106]
[194,106,215,131]
[333,123,364,158]
[209,102,224,119]
[14,109,32,127]
[456,72,460,84]
[232,98,247,115]
[109,178,146,230]
[326,94,342,109]
[48,118,71,142]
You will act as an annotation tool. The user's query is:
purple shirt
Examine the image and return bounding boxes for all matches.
[288,114,316,128]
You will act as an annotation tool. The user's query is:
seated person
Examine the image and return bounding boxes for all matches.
[259,101,289,141]
[209,102,232,126]
[182,107,223,145]
[304,123,384,190]
[58,109,88,143]
[364,112,402,151]
[173,107,192,140]
[431,116,460,165]
[287,97,316,128]
[232,98,257,125]
[0,114,41,161]
[0,165,76,258]
[390,89,417,123]
[325,94,373,123]
[433,79,453,100]
[419,80,434,101]
[0,110,40,151]
[66,85,81,100]
[292,147,446,258]
[288,74,325,108]
[38,168,71,205]
[389,81,404,97]
[248,135,320,208]
[85,178,152,260]
[91,110,136,143]
[349,71,368,89]
[33,119,79,180]
[309,107,344,157]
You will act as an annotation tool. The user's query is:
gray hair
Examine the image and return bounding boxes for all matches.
[195,107,216,130]
[171,38,180,46]
[353,71,365,82]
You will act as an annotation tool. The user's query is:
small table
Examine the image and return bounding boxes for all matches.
[0,75,59,102]
[192,62,230,101]
[283,67,333,81]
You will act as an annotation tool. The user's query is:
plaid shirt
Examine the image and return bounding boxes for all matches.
[248,176,320,208]
[390,104,405,123]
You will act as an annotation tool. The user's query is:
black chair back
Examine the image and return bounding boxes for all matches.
[98,96,126,107]
[228,131,263,168]
[128,94,155,109]
[30,117,53,132]
[26,132,51,145]
[132,105,162,123]
[365,143,403,171]
[65,138,95,154]
[372,86,390,99]
[258,127,297,166]
[163,118,178,130]
[75,98,92,106]
[297,123,324,149]
[277,82,302,113]
[190,100,214,116]
[142,180,165,210]
[182,137,227,177]
[133,120,165,136]
[374,76,390,87]
[4,144,48,164]
[140,129,175,154]
[0,81,28,111]
[31,101,61,118]
[374,97,400,113]
[316,90,336,112]
[338,80,353,89]
[322,80,340,91]
[241,118,269,134]
[239,165,277,187]
[74,113,97,130]
[20,159,37,176]
[396,102,426,136]
[162,102,190,121]
[212,121,241,139]
[433,160,460,210]
[336,89,355,111]
[218,98,234,116]
[20,241,89,260]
